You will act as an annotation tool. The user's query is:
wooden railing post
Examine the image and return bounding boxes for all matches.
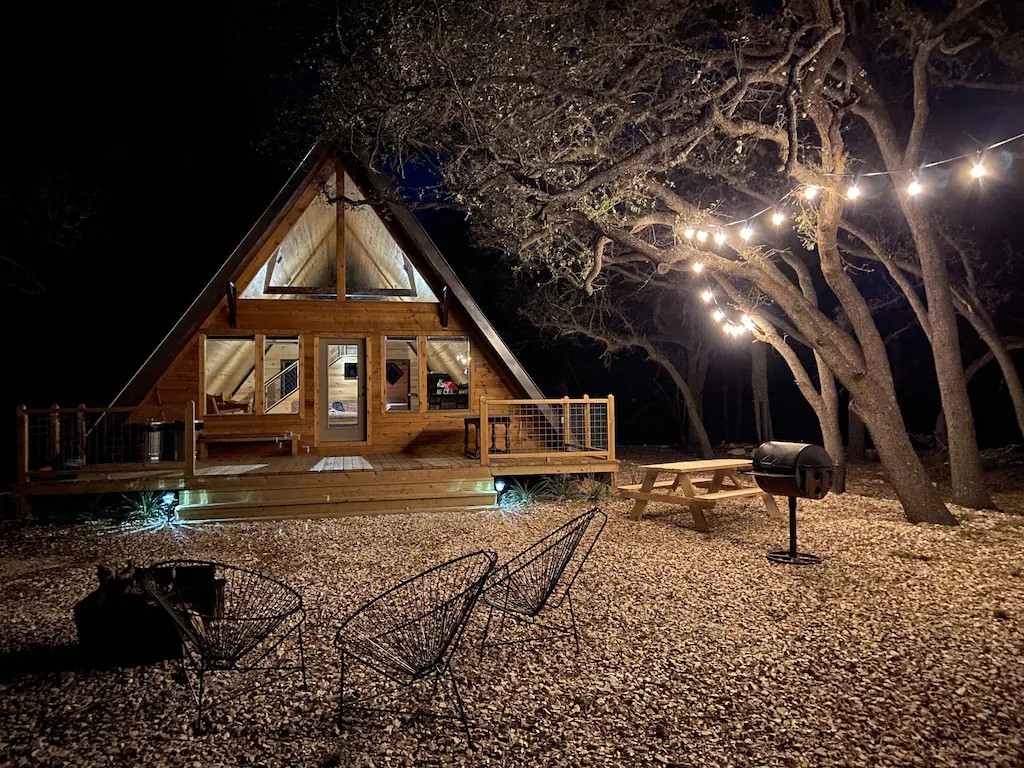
[49,404,61,468]
[479,397,489,467]
[583,394,592,451]
[606,394,616,461]
[562,396,571,449]
[185,401,197,478]
[77,403,87,468]
[16,405,29,484]
[254,333,266,414]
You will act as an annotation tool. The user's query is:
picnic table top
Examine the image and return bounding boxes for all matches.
[638,458,752,473]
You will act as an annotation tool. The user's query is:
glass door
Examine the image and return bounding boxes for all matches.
[319,338,366,442]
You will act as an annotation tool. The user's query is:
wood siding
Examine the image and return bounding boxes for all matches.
[133,298,522,454]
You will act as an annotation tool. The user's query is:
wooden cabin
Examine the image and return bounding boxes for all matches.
[14,146,617,520]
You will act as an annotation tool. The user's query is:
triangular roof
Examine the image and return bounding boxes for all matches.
[112,143,543,407]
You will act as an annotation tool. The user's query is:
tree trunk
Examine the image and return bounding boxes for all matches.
[902,214,993,508]
[961,318,1024,441]
[817,355,846,493]
[851,385,957,525]
[848,402,867,461]
[751,342,773,442]
[642,342,714,458]
[686,343,711,449]
[799,194,956,524]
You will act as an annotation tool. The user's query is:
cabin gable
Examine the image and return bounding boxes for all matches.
[128,152,534,456]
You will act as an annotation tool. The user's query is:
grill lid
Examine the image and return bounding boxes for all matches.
[752,441,833,475]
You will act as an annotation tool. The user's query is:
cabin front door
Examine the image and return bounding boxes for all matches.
[318,338,366,442]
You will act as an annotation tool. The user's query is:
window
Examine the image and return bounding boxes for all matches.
[240,173,339,300]
[384,337,419,411]
[204,337,256,415]
[426,337,470,411]
[343,173,438,303]
[263,337,301,414]
[204,336,302,416]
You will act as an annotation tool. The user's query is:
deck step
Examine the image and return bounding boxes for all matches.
[180,478,494,507]
[177,490,498,522]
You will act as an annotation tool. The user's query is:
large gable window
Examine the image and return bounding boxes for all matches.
[238,166,438,303]
[344,174,437,303]
[241,173,339,300]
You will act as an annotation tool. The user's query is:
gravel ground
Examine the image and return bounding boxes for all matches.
[1,450,1022,767]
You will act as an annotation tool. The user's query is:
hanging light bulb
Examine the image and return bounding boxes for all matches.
[696,230,708,243]
[692,261,704,274]
[722,324,734,336]
[847,184,861,200]
[701,290,714,303]
[684,227,696,238]
[713,310,725,322]
[803,185,819,200]
[741,314,755,330]
[970,158,987,179]
[907,177,923,196]
[713,231,726,245]
[771,211,785,226]
[739,225,753,241]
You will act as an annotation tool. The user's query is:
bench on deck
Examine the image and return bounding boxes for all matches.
[197,432,299,460]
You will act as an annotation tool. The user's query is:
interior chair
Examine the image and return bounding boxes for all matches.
[480,507,607,656]
[335,551,496,745]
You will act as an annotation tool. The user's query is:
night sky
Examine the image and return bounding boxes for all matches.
[4,3,1023,486]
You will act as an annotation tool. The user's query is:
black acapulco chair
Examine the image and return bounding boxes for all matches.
[140,560,307,732]
[334,550,497,745]
[480,507,607,656]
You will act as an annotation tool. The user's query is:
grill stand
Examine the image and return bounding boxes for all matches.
[767,496,821,566]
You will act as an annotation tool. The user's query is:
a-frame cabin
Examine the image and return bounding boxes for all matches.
[14,146,617,520]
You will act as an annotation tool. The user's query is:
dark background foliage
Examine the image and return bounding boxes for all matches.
[3,0,1022,486]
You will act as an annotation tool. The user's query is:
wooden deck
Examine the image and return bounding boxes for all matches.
[15,450,617,522]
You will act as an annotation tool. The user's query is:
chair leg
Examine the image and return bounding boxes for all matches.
[338,650,347,729]
[479,606,494,659]
[445,666,473,748]
[297,624,308,688]
[195,663,206,734]
[568,590,580,655]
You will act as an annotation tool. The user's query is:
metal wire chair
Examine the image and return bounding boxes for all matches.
[480,507,607,656]
[335,550,497,745]
[140,560,306,732]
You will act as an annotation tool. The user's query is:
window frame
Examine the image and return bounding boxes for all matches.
[200,333,303,418]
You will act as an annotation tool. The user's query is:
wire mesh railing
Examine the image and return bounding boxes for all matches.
[477,396,615,465]
[17,405,194,479]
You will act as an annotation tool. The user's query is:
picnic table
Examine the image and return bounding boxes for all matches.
[618,458,782,532]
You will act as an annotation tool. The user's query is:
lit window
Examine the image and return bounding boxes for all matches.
[426,337,470,410]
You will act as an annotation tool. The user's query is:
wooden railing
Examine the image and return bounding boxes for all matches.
[477,396,615,467]
[15,402,199,484]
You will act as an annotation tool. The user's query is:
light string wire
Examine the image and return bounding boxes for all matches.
[685,129,1024,336]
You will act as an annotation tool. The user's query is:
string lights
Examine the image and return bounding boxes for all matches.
[682,130,1024,338]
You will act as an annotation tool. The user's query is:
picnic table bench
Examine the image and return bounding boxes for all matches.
[618,458,781,532]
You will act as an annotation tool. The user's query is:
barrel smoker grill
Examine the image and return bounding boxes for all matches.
[750,441,834,565]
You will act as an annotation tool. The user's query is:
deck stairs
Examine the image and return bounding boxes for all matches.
[176,465,497,522]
